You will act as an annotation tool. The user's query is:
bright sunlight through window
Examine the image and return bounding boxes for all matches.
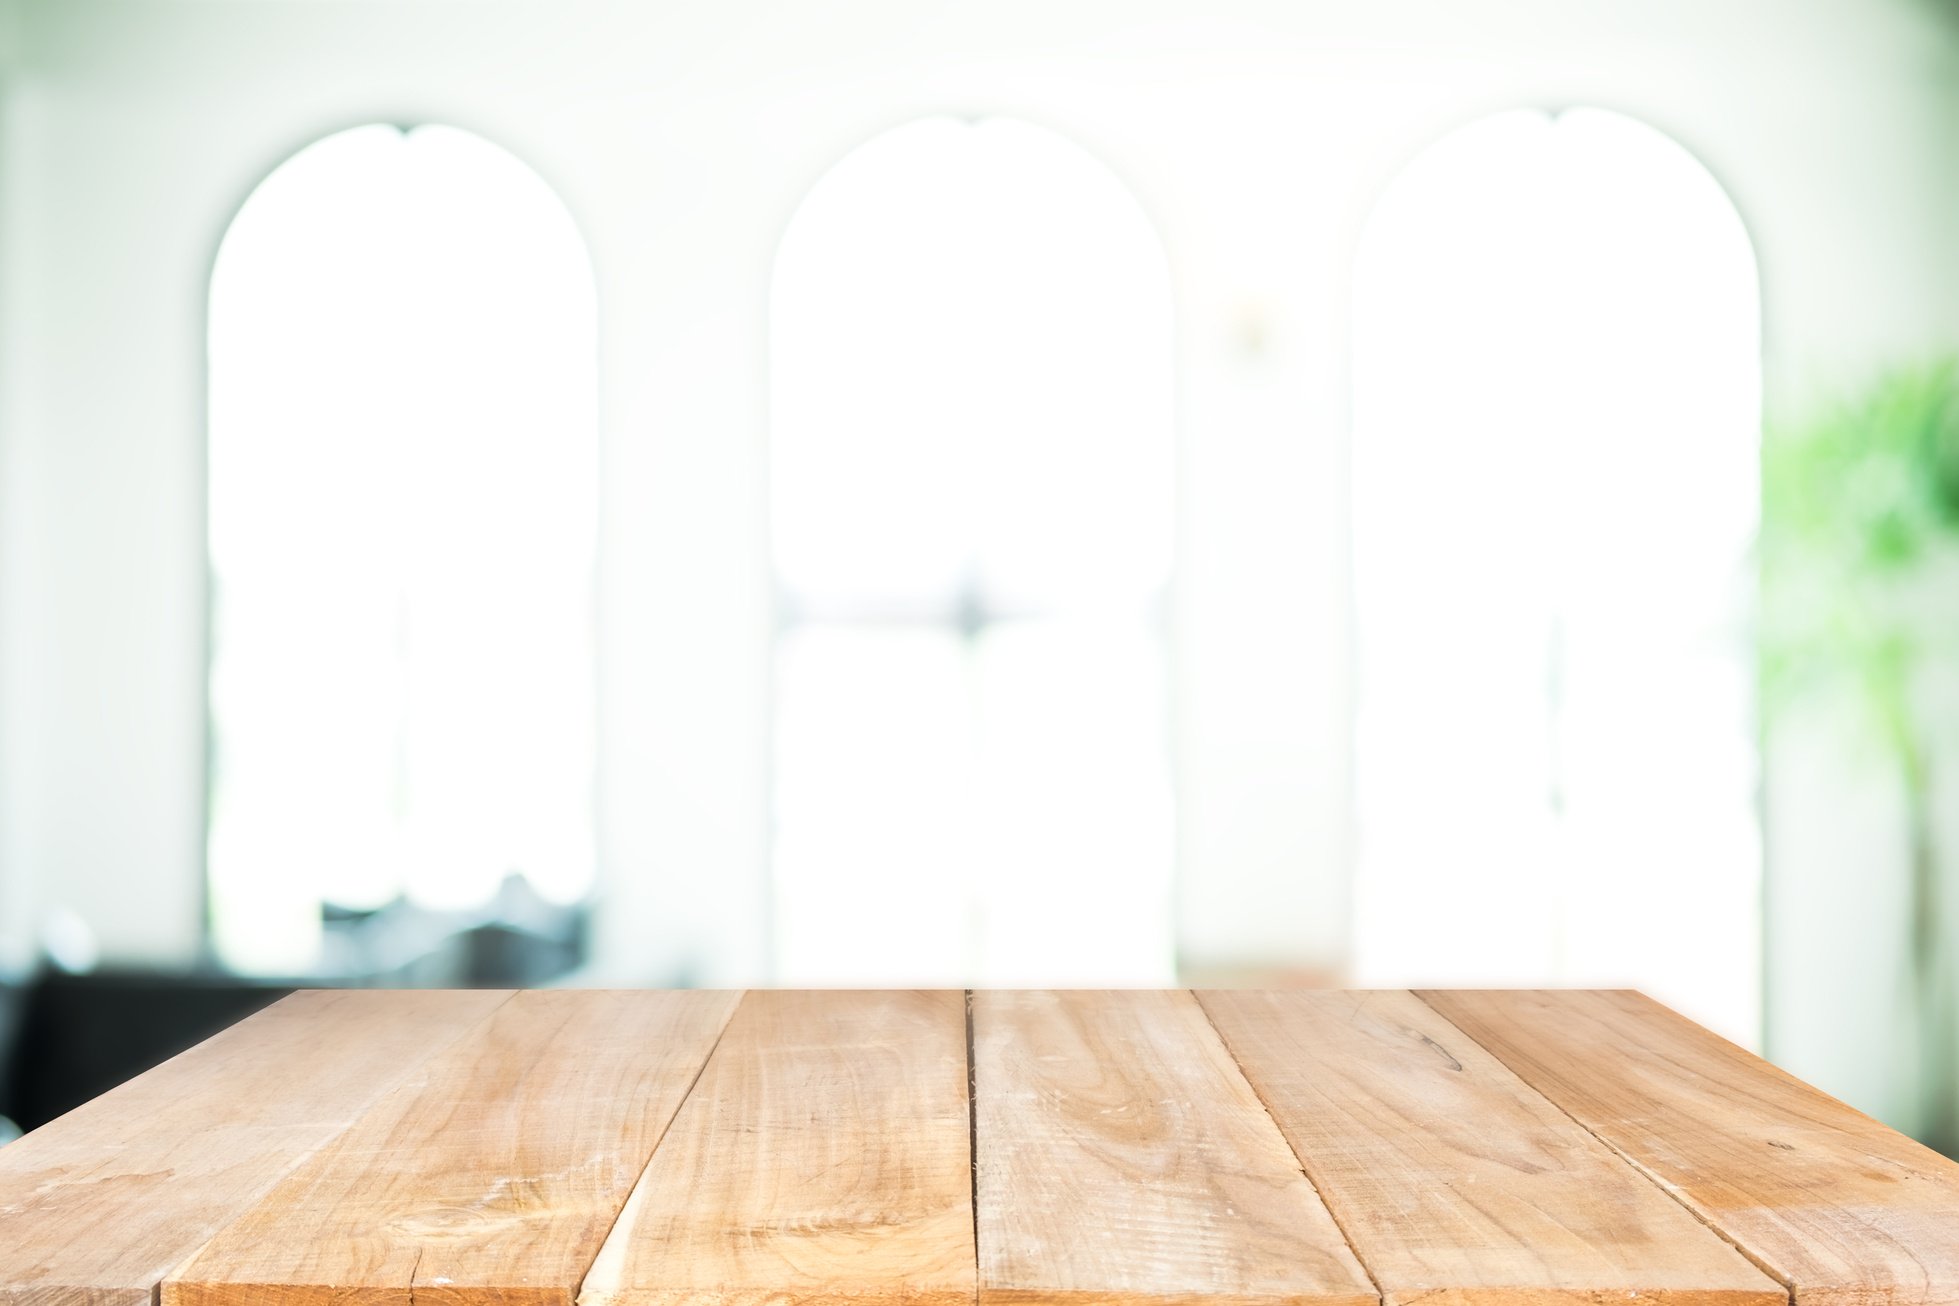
[207,124,597,974]
[770,117,1176,986]
[1350,108,1762,1043]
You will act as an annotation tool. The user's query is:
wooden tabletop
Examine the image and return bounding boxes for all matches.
[2,990,1956,1306]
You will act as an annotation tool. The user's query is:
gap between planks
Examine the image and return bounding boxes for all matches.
[564,999,745,1306]
[1191,991,1388,1306]
[568,989,965,1306]
[578,989,975,1306]
[966,988,983,1298]
[973,989,1376,1306]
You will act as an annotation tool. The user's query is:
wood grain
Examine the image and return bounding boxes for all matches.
[162,988,740,1306]
[0,987,512,1306]
[1198,989,1785,1306]
[972,989,1376,1306]
[1421,988,1959,1306]
[579,988,975,1306]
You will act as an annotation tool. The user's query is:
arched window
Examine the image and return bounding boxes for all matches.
[208,124,597,973]
[1351,108,1761,1041]
[770,117,1175,985]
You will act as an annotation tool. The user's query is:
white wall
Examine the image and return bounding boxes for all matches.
[0,0,1955,1117]
[0,0,29,974]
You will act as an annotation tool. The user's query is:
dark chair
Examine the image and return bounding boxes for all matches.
[1,970,291,1133]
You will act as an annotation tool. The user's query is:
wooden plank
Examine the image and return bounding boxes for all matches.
[580,988,974,1306]
[972,989,1377,1306]
[1421,988,1959,1306]
[163,988,741,1306]
[1198,990,1785,1306]
[0,987,512,1306]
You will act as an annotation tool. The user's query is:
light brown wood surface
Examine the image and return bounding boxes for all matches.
[972,989,1375,1306]
[1197,990,1787,1306]
[579,989,976,1306]
[1421,988,1959,1306]
[0,987,511,1306]
[10,988,1959,1306]
[162,988,740,1306]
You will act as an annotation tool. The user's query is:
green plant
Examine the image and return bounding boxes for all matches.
[1761,358,1959,1154]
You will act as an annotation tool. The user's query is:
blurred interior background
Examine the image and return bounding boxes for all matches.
[0,0,1957,1154]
